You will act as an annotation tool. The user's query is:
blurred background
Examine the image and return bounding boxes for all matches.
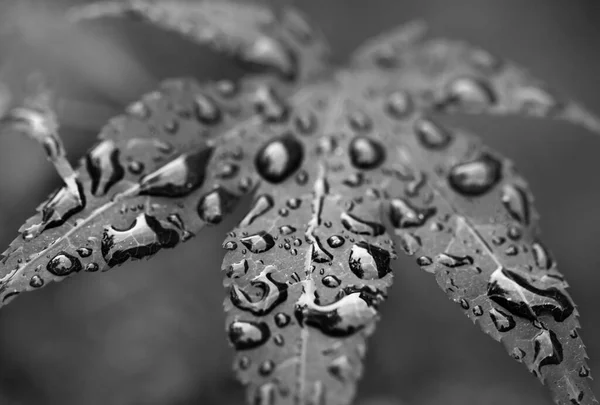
[0,0,599,404]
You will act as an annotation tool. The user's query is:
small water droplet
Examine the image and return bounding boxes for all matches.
[385,91,412,119]
[436,253,473,268]
[286,198,302,209]
[258,360,275,376]
[414,119,452,149]
[85,140,125,197]
[255,134,304,183]
[416,255,433,267]
[472,305,483,316]
[253,85,289,122]
[215,163,239,179]
[29,275,44,288]
[511,348,526,361]
[532,242,553,270]
[501,184,530,225]
[240,231,276,254]
[273,334,285,346]
[322,275,341,288]
[225,259,248,278]
[579,366,590,377]
[274,312,291,328]
[127,160,144,175]
[230,266,287,315]
[348,136,385,170]
[76,247,92,258]
[311,238,333,263]
[326,235,345,248]
[279,225,297,235]
[448,153,502,196]
[228,320,271,350]
[340,212,385,236]
[389,198,436,228]
[193,94,221,125]
[294,110,317,135]
[489,306,516,332]
[347,110,372,133]
[85,262,99,272]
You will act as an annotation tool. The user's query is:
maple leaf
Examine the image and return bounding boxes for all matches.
[0,1,597,405]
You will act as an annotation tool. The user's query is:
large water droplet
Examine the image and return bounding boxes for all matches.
[414,119,452,150]
[228,320,271,350]
[255,133,304,183]
[140,147,214,197]
[532,328,563,375]
[193,94,221,125]
[349,242,391,280]
[85,140,125,197]
[230,266,287,315]
[340,212,385,236]
[489,306,516,332]
[311,238,333,263]
[389,198,436,228]
[487,268,574,322]
[295,281,379,337]
[101,213,179,267]
[449,153,502,196]
[240,231,275,253]
[348,136,385,170]
[47,251,82,276]
[501,184,530,225]
[240,194,273,227]
[197,187,239,225]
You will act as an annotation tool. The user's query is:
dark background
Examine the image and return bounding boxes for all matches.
[0,1,599,404]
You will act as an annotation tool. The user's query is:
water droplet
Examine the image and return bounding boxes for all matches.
[253,85,289,122]
[240,194,274,227]
[76,247,92,258]
[322,275,341,288]
[253,382,277,405]
[389,198,436,228]
[340,212,385,236]
[238,355,251,370]
[532,328,563,374]
[501,184,530,225]
[193,94,221,125]
[311,238,333,263]
[436,253,473,268]
[140,147,214,197]
[274,312,291,328]
[326,235,345,248]
[294,110,317,135]
[279,225,296,235]
[532,242,553,270]
[128,160,144,175]
[579,366,590,377]
[47,251,82,276]
[472,305,483,316]
[348,136,385,170]
[349,242,391,280]
[273,334,285,346]
[505,244,518,256]
[416,255,433,267]
[101,213,179,267]
[385,91,412,119]
[215,80,238,98]
[215,163,239,179]
[342,172,364,188]
[397,232,421,255]
[85,140,125,196]
[243,36,296,79]
[414,119,452,149]
[126,101,150,119]
[230,266,287,315]
[511,348,526,361]
[459,298,470,309]
[85,262,99,272]
[197,187,239,225]
[489,306,516,332]
[258,360,275,376]
[255,134,304,183]
[441,77,496,110]
[225,259,248,278]
[286,198,302,209]
[228,320,271,350]
[29,275,44,288]
[295,281,380,337]
[449,153,502,196]
[487,267,574,322]
[347,110,372,133]
[240,231,275,254]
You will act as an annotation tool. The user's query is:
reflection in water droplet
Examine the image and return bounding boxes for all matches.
[349,242,391,280]
[389,198,436,228]
[140,147,214,197]
[449,153,502,196]
[47,251,82,276]
[197,187,239,225]
[322,275,341,288]
[101,213,179,267]
[327,235,345,248]
[489,307,516,332]
[295,281,380,337]
[230,266,287,315]
[228,320,271,350]
[487,268,574,322]
[255,134,304,183]
[348,136,385,170]
[340,212,385,236]
[532,242,553,270]
[501,184,530,225]
[240,231,276,253]
[85,140,125,196]
[414,119,452,149]
[532,328,563,375]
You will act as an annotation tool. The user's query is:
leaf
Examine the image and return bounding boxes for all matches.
[352,21,600,134]
[0,4,597,405]
[68,0,330,81]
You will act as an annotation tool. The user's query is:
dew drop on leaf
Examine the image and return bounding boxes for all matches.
[348,136,385,170]
[414,118,452,150]
[193,94,222,125]
[389,198,436,228]
[349,242,391,280]
[340,212,385,236]
[240,194,274,227]
[240,231,275,253]
[253,85,289,122]
[385,91,413,119]
[326,235,345,248]
[47,251,82,276]
[197,187,238,225]
[85,263,99,272]
[441,77,496,110]
[448,153,502,196]
[322,275,341,288]
[435,253,473,268]
[532,328,563,374]
[228,320,271,350]
[29,275,44,288]
[225,259,248,278]
[255,133,304,183]
[76,247,92,258]
[85,140,125,197]
[279,225,296,235]
[230,266,287,315]
[274,312,291,328]
[489,306,516,332]
[532,242,553,270]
